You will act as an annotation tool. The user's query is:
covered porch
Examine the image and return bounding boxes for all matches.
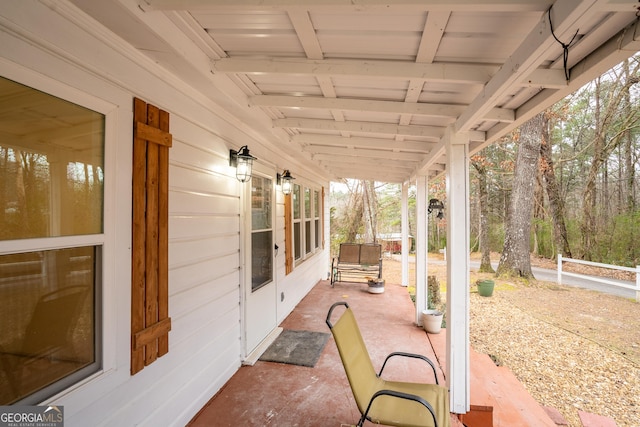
[1,2,639,425]
[188,277,556,427]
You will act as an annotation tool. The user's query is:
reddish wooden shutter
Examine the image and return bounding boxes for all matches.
[131,98,172,375]
[284,193,293,275]
[321,186,325,249]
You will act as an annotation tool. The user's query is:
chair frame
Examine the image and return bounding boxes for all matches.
[0,285,89,401]
[326,301,450,427]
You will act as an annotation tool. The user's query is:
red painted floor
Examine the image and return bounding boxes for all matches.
[188,280,557,426]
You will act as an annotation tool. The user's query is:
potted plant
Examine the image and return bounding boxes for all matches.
[476,279,495,297]
[421,276,444,334]
[366,276,385,294]
[421,308,443,334]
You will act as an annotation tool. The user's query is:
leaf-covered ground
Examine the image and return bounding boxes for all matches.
[382,254,640,427]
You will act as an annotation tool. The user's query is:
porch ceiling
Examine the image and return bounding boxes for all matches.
[74,0,640,183]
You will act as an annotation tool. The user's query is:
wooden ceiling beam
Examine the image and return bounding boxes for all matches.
[481,16,640,149]
[141,0,550,13]
[308,146,426,161]
[214,58,570,89]
[252,95,463,119]
[286,9,323,59]
[455,0,602,132]
[277,118,444,139]
[314,155,416,169]
[213,58,496,85]
[416,11,450,63]
[293,134,437,152]
[521,69,568,89]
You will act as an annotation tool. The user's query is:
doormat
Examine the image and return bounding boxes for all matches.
[259,329,330,367]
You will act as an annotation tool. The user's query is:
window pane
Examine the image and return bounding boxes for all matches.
[314,190,319,217]
[251,176,271,230]
[294,222,301,260]
[0,77,105,239]
[251,176,272,291]
[251,231,272,291]
[305,220,311,254]
[315,219,320,249]
[0,247,98,405]
[304,188,311,218]
[293,184,300,219]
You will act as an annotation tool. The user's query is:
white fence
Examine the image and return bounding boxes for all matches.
[557,254,640,301]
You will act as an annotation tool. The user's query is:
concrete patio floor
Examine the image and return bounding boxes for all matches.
[188,279,557,427]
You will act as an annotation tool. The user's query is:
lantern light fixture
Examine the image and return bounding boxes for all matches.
[428,198,445,219]
[277,169,295,195]
[229,145,256,183]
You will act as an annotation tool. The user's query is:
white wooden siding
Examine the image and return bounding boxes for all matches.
[0,2,329,426]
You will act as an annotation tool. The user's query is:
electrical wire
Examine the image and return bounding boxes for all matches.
[548,7,580,81]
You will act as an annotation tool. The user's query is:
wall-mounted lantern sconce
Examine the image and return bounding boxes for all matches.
[277,169,295,195]
[428,198,445,219]
[229,145,256,183]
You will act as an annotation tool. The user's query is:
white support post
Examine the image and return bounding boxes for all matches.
[445,128,470,414]
[415,175,428,326]
[558,254,563,285]
[401,181,409,287]
[636,265,640,302]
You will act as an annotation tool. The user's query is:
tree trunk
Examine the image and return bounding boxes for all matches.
[622,60,636,212]
[471,159,494,272]
[603,160,609,219]
[362,180,377,243]
[581,77,605,261]
[532,164,544,256]
[496,113,544,279]
[540,113,572,258]
[345,182,363,242]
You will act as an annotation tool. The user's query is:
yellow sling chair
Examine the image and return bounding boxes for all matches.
[326,302,450,427]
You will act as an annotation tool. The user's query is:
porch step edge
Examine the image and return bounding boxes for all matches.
[578,410,618,427]
[543,406,569,425]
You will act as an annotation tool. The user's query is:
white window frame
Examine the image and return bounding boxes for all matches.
[292,183,302,263]
[292,182,321,268]
[0,61,120,402]
[314,189,320,250]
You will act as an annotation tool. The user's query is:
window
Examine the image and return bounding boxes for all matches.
[285,182,324,272]
[304,188,312,254]
[292,184,302,261]
[251,176,273,291]
[314,190,320,250]
[0,76,103,404]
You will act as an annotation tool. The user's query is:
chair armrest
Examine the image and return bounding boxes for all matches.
[378,351,439,385]
[361,389,439,427]
[326,301,349,329]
